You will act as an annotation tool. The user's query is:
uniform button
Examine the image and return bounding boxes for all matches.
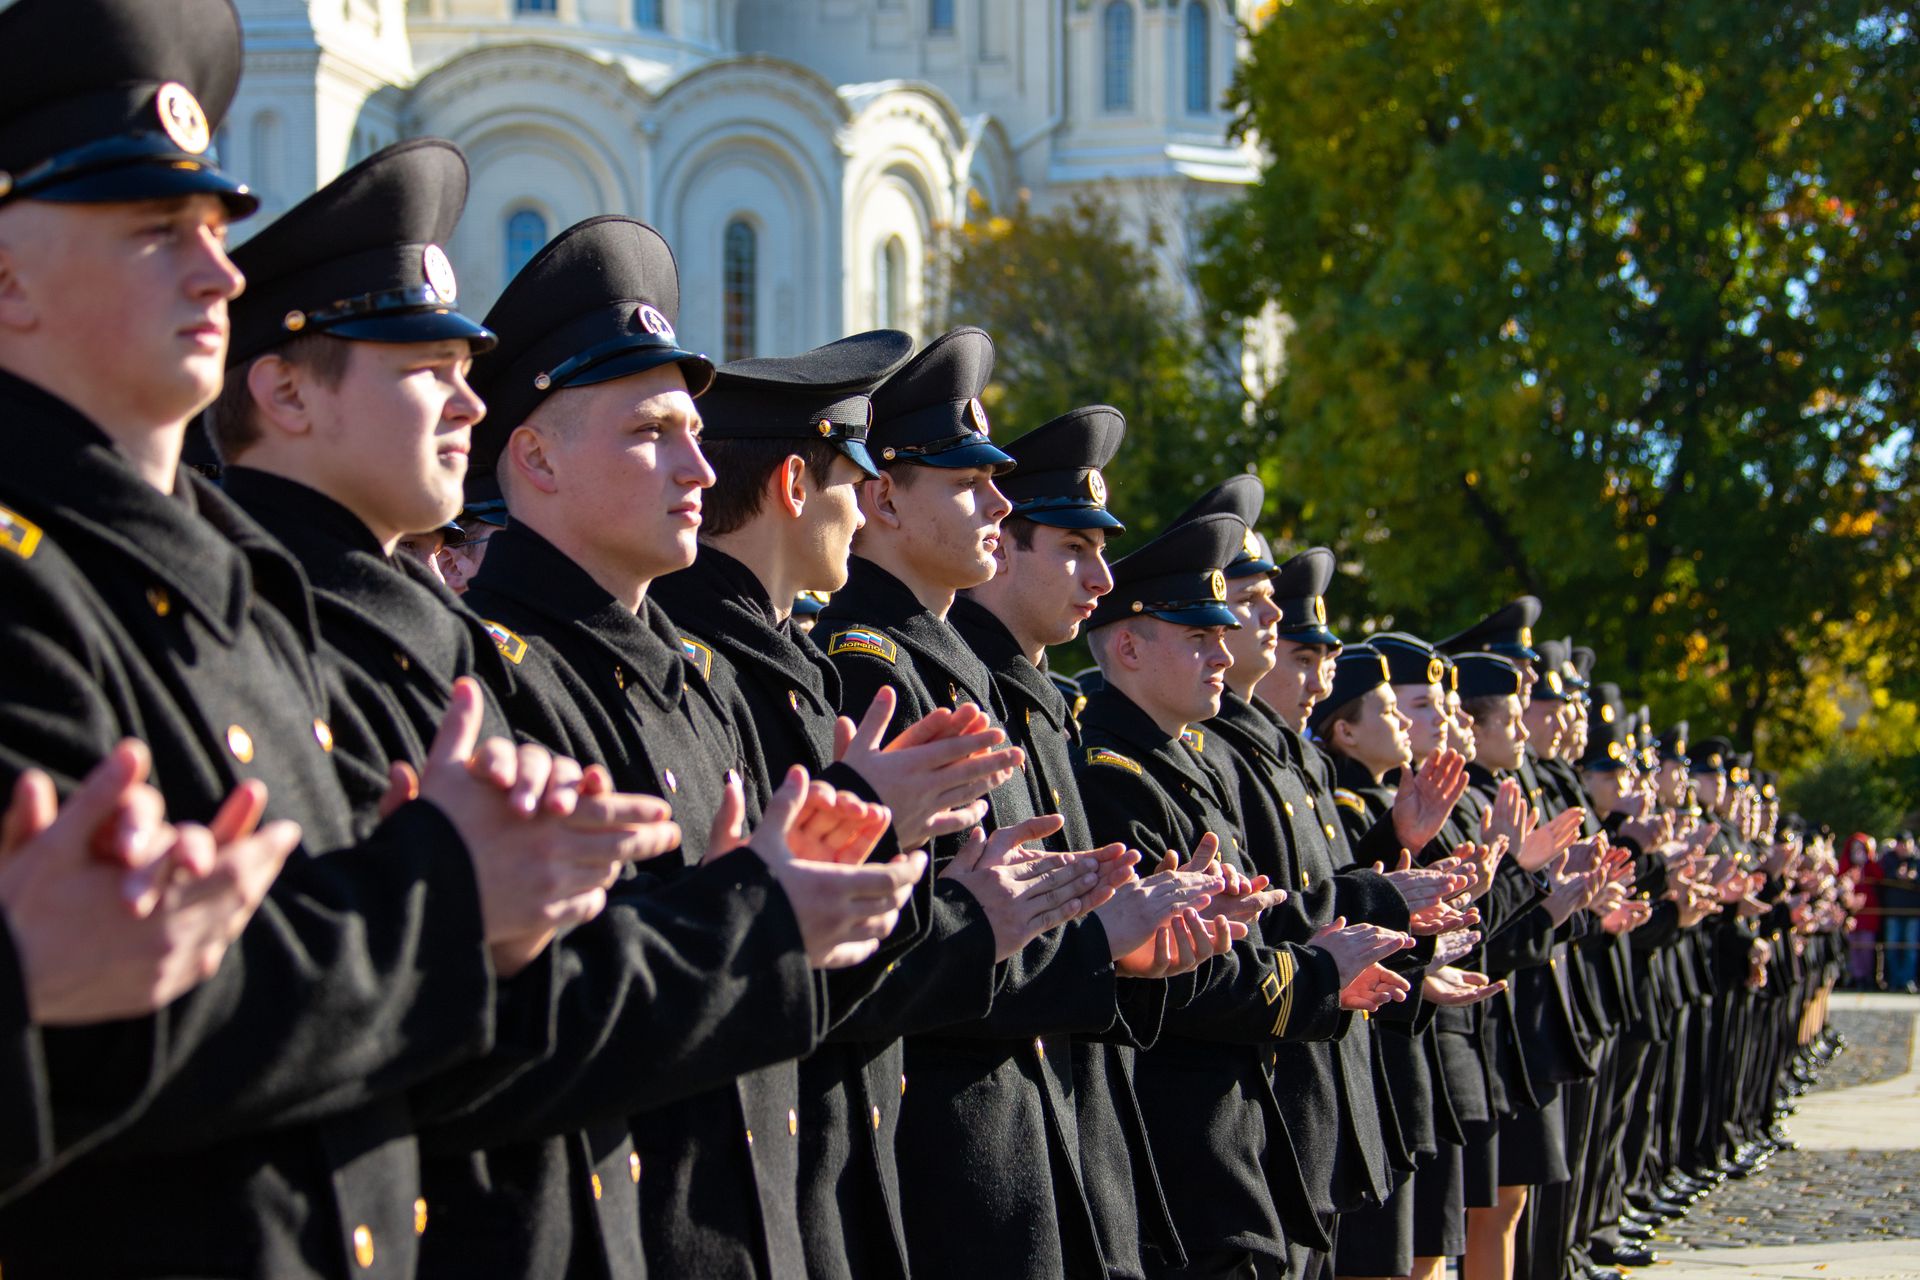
[1232,837,1241,850]
[313,718,334,752]
[663,769,678,793]
[591,1173,603,1200]
[1284,801,1295,817]
[629,1151,642,1183]
[615,665,626,690]
[1324,823,1337,839]
[787,1108,799,1136]
[1302,873,1311,888]
[1305,795,1316,810]
[1034,1037,1045,1059]
[227,724,254,764]
[745,1129,754,1146]
[413,1198,428,1236]
[788,689,800,712]
[146,586,171,616]
[872,1105,882,1131]
[352,1225,375,1269]
[394,651,410,671]
[1051,788,1061,805]
[899,1073,906,1097]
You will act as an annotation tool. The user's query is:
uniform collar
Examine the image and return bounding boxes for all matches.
[1331,750,1388,800]
[947,595,1066,727]
[1078,681,1176,754]
[826,557,996,709]
[652,546,836,715]
[0,368,312,647]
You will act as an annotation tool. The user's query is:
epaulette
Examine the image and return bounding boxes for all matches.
[679,636,714,681]
[1333,787,1366,814]
[0,505,44,560]
[827,626,898,664]
[482,620,527,665]
[1180,727,1205,753]
[1085,747,1143,776]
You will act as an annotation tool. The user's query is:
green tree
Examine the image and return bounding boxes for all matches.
[1202,0,1919,755]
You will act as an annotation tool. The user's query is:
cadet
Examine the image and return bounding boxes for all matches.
[0,2,667,1273]
[463,214,923,1278]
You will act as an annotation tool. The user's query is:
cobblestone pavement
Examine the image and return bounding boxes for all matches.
[1806,1008,1915,1094]
[1657,1147,1920,1250]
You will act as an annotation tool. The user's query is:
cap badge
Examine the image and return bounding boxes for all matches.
[1608,741,1624,760]
[1426,656,1444,685]
[1601,703,1615,723]
[1545,670,1563,695]
[1376,655,1391,682]
[1519,625,1534,649]
[967,397,991,436]
[1208,569,1227,601]
[422,245,458,304]
[1242,528,1260,559]
[156,83,211,155]
[636,304,675,340]
[1087,470,1108,505]
[1313,596,1327,625]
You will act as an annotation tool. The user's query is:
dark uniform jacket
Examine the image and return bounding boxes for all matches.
[1074,683,1344,1264]
[463,522,824,1280]
[950,596,1186,1279]
[820,559,1120,1280]
[0,371,497,1278]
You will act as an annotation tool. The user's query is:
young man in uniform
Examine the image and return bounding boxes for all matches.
[0,3,683,1274]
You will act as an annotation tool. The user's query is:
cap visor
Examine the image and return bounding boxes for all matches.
[1023,507,1125,532]
[1151,604,1242,629]
[1492,642,1543,663]
[839,439,882,480]
[911,439,1017,473]
[1228,558,1278,577]
[567,345,716,397]
[35,162,260,217]
[327,309,500,354]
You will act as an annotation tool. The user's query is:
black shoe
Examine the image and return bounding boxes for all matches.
[1622,1205,1660,1226]
[1591,1238,1659,1267]
[1585,1267,1626,1280]
[1617,1218,1655,1241]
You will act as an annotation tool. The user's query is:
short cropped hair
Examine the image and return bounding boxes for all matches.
[700,437,841,537]
[206,332,352,462]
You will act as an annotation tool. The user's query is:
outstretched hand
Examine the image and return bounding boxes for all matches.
[1391,749,1469,851]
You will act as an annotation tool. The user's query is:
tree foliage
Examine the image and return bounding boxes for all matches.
[1202,0,1919,759]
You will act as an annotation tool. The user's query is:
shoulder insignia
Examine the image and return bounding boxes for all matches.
[482,620,527,665]
[827,627,898,664]
[0,506,43,560]
[679,636,714,681]
[1333,788,1366,814]
[1180,727,1205,753]
[1085,747,1143,776]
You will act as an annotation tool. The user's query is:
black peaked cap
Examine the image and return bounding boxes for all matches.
[700,330,917,480]
[471,216,714,470]
[1372,631,1447,688]
[1454,651,1523,700]
[0,0,254,214]
[1582,683,1632,771]
[1307,643,1391,735]
[229,139,493,366]
[1439,596,1543,662]
[1570,644,1596,687]
[1690,735,1733,775]
[1089,511,1244,631]
[868,327,1013,473]
[1657,721,1691,765]
[1169,475,1275,576]
[1000,405,1126,531]
[1532,638,1571,702]
[1271,547,1340,647]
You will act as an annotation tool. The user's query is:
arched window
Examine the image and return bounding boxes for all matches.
[875,237,906,330]
[1102,2,1134,113]
[515,0,556,13]
[248,110,282,208]
[505,208,548,282]
[723,219,757,362]
[929,0,953,33]
[1185,2,1211,115]
[634,0,662,28]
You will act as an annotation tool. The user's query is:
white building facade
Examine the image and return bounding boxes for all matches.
[227,0,1259,357]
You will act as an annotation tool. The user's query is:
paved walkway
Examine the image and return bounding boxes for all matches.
[1654,993,1920,1279]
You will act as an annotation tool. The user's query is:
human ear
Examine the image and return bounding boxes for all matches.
[245,354,314,439]
[774,454,807,519]
[509,424,561,496]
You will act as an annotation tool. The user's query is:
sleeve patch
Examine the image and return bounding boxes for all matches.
[482,620,527,665]
[1179,727,1205,753]
[679,636,714,680]
[1085,747,1142,775]
[1333,788,1366,814]
[1268,949,1297,1036]
[0,506,43,560]
[827,627,898,663]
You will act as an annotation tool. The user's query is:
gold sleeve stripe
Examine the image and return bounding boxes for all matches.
[1268,949,1297,1037]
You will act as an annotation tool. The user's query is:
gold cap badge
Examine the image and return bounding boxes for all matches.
[155,83,210,154]
[422,244,458,303]
[1208,569,1227,601]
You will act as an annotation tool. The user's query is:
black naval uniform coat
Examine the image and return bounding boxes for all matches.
[0,372,497,1278]
[1203,691,1409,1220]
[463,523,825,1280]
[652,550,975,1280]
[819,560,1120,1280]
[949,597,1187,1279]
[1074,684,1345,1267]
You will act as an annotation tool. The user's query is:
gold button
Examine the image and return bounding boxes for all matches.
[146,586,171,616]
[899,1074,906,1097]
[1284,801,1295,817]
[394,651,410,671]
[787,1108,798,1136]
[313,719,333,752]
[663,769,678,793]
[788,689,800,712]
[413,1198,428,1236]
[1305,795,1316,809]
[591,1173,603,1200]
[871,1105,882,1131]
[1051,788,1061,805]
[1302,873,1311,888]
[1034,1037,1045,1059]
[352,1225,374,1269]
[745,1129,754,1146]
[629,1151,641,1183]
[1324,823,1337,839]
[227,724,254,763]
[615,665,626,689]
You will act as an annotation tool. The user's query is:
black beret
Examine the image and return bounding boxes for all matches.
[228,139,493,366]
[868,327,1013,473]
[1168,475,1275,577]
[1307,643,1391,735]
[1439,597,1543,662]
[699,330,916,480]
[0,0,254,215]
[470,216,715,470]
[1371,631,1447,688]
[999,405,1126,531]
[1454,652,1524,701]
[1690,736,1733,775]
[1089,511,1244,631]
[1270,547,1340,647]
[1581,683,1632,771]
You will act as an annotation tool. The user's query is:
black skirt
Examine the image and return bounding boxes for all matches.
[1411,1141,1467,1257]
[1495,1091,1570,1186]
